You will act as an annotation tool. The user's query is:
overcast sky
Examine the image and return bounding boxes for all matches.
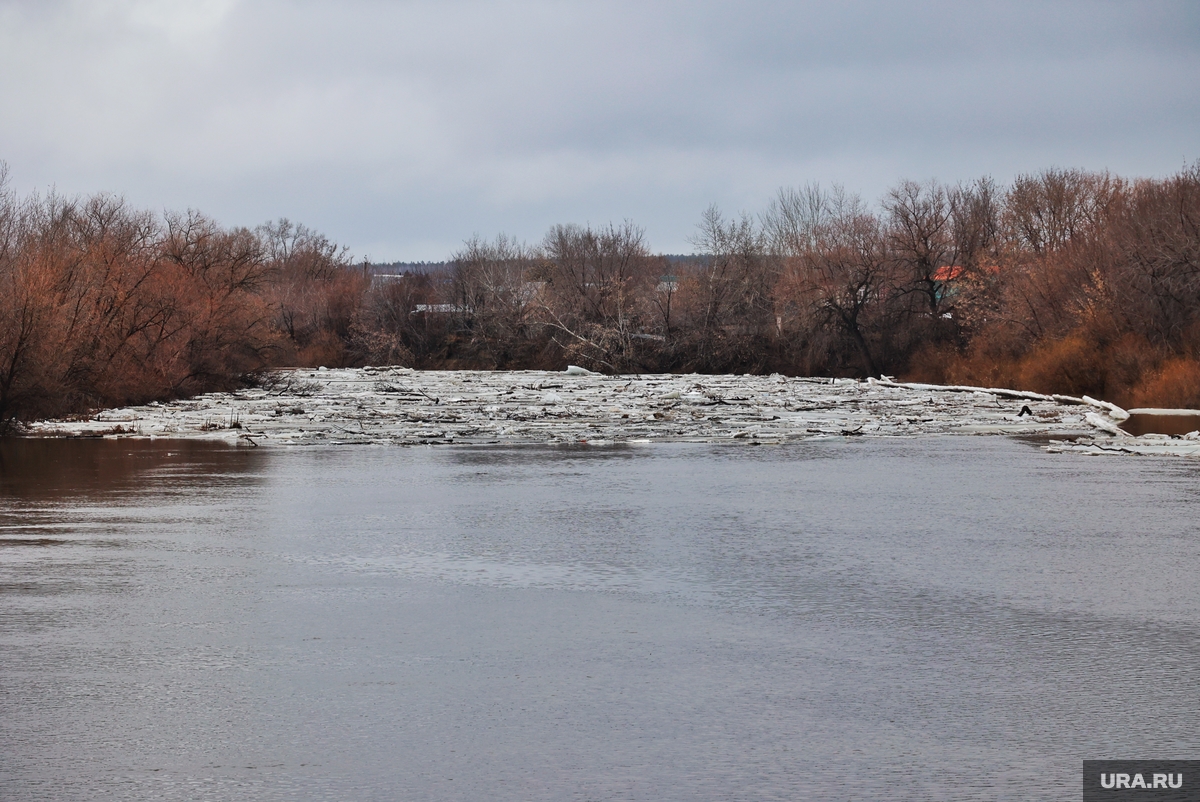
[1,1,1197,260]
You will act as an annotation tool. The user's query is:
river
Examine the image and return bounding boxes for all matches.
[2,437,1198,800]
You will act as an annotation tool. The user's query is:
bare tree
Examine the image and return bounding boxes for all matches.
[680,206,775,369]
[1003,168,1119,256]
[647,255,678,336]
[1097,164,1200,349]
[438,234,545,366]
[948,177,1001,272]
[352,270,439,365]
[884,179,954,317]
[767,186,896,377]
[451,234,537,334]
[162,211,279,378]
[254,217,363,364]
[762,184,835,255]
[539,221,653,371]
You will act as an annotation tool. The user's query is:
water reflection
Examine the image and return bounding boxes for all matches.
[1121,411,1200,436]
[0,438,266,502]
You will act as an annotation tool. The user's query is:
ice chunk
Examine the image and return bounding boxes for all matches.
[1082,395,1129,421]
[1085,412,1128,437]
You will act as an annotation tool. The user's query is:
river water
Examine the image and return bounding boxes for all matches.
[1,437,1198,801]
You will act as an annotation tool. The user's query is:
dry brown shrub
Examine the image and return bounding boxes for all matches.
[1098,333,1161,406]
[295,330,348,368]
[1013,334,1108,397]
[934,324,1026,389]
[900,342,957,385]
[1130,358,1200,409]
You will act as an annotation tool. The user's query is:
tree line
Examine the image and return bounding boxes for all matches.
[1,162,1198,428]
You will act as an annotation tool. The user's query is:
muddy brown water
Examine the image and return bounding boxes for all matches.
[1121,412,1200,437]
[2,437,1199,800]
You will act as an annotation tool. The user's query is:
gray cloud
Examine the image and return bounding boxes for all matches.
[1,0,1197,258]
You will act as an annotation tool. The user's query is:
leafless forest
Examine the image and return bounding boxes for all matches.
[1,163,1198,427]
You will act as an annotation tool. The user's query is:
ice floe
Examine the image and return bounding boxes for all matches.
[22,367,1200,458]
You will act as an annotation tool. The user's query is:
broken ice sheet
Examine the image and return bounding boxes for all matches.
[25,367,1195,457]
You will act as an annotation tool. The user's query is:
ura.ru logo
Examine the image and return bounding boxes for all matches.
[1099,772,1183,790]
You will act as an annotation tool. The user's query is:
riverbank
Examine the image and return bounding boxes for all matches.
[24,366,1199,457]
